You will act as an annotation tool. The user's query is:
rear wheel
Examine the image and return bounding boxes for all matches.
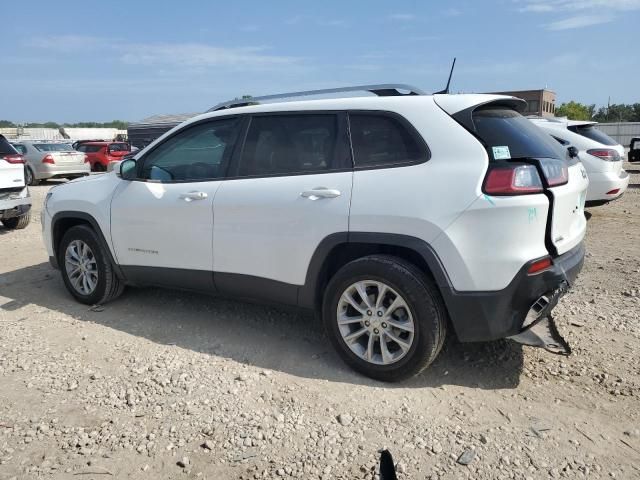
[58,225,124,305]
[25,167,38,186]
[1,212,31,230]
[93,163,105,172]
[323,255,447,382]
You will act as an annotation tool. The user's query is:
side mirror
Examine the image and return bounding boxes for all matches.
[567,146,579,158]
[117,159,138,180]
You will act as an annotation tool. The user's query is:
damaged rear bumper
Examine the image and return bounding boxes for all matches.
[444,242,584,343]
[507,283,571,355]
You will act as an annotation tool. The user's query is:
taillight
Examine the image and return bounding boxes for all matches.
[2,154,25,164]
[42,154,55,164]
[538,158,568,187]
[484,164,543,195]
[606,188,620,195]
[527,257,553,274]
[587,149,620,161]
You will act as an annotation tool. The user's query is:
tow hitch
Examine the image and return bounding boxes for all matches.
[508,282,572,355]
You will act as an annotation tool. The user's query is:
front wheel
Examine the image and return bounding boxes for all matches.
[323,255,447,382]
[58,225,124,305]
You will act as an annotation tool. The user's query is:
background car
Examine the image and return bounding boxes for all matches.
[530,117,629,206]
[0,135,31,229]
[75,141,131,172]
[11,140,89,186]
[629,137,640,162]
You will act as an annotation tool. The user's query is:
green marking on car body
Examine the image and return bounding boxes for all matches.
[483,194,495,206]
[528,207,537,223]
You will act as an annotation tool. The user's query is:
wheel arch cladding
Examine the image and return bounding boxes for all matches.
[51,211,125,279]
[300,232,455,313]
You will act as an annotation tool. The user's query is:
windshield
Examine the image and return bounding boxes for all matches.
[568,125,618,146]
[34,143,74,152]
[472,107,567,161]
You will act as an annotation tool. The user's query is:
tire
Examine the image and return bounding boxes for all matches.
[93,163,105,172]
[25,167,39,186]
[323,255,447,382]
[58,225,124,305]
[1,212,31,230]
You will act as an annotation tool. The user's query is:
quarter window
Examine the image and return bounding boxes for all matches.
[349,114,426,168]
[140,118,240,182]
[238,115,338,177]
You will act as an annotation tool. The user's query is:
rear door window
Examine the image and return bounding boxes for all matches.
[349,113,427,168]
[471,107,567,161]
[567,125,617,146]
[237,114,339,177]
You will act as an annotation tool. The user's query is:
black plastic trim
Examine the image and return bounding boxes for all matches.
[121,266,214,292]
[215,272,298,305]
[50,211,126,280]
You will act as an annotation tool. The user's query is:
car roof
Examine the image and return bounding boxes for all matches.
[183,93,522,128]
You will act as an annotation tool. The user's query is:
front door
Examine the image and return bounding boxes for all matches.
[212,112,353,303]
[110,117,242,290]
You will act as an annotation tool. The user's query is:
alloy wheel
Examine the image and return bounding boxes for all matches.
[336,280,415,365]
[64,240,98,295]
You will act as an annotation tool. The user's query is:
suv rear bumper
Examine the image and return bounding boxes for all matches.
[444,242,584,342]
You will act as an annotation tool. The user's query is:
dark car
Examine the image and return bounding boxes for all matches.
[629,137,640,163]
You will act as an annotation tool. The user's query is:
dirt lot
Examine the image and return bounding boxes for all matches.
[1,166,639,480]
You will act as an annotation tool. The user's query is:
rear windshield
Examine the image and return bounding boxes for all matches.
[34,143,74,152]
[0,136,18,156]
[472,107,567,161]
[567,125,617,146]
[108,143,130,152]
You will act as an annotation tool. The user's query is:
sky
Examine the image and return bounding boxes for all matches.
[2,0,639,123]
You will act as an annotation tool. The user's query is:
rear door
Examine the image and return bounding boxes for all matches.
[212,112,352,302]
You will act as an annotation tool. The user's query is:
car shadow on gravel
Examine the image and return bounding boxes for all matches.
[0,262,524,390]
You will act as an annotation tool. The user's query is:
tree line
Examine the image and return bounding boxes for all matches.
[0,120,129,129]
[555,102,640,122]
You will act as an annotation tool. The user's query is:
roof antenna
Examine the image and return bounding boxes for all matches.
[435,57,456,94]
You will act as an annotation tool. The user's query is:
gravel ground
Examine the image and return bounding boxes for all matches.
[0,165,639,479]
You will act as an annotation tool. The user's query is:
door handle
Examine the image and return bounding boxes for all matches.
[179,191,208,202]
[300,187,341,200]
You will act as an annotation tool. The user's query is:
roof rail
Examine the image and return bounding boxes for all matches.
[207,83,425,112]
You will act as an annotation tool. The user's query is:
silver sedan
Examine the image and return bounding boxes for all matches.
[11,141,90,185]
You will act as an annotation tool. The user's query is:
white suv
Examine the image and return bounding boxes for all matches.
[43,85,589,381]
[0,135,31,230]
[530,118,629,206]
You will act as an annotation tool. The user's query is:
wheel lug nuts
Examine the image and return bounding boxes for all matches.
[367,310,372,316]
[382,322,387,328]
[377,311,383,317]
[373,328,379,334]
[364,320,370,327]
